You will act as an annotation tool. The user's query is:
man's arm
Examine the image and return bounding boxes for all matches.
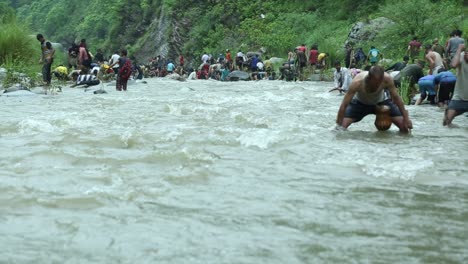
[336,80,358,125]
[451,44,465,69]
[386,76,412,131]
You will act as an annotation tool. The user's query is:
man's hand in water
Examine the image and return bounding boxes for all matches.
[406,118,413,130]
[400,117,413,133]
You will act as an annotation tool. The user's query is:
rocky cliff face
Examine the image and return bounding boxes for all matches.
[345,17,395,47]
[131,4,191,64]
[133,4,171,63]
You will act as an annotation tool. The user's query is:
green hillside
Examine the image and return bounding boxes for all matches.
[1,0,465,65]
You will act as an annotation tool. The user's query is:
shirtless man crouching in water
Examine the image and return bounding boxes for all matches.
[336,66,413,133]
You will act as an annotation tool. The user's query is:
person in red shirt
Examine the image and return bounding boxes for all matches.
[225,49,232,70]
[179,54,184,68]
[297,44,306,53]
[225,49,231,62]
[407,36,422,63]
[309,44,319,72]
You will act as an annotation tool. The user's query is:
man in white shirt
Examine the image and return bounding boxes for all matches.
[109,51,120,75]
[201,54,209,64]
[329,60,352,94]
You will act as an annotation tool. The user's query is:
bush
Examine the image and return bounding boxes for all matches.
[0,14,41,87]
[376,0,462,60]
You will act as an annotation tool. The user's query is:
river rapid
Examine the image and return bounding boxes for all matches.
[1,78,467,263]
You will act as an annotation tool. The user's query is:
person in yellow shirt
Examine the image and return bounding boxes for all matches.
[317,53,328,67]
[53,65,69,80]
[317,53,328,81]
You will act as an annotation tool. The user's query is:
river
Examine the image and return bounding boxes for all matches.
[1,78,467,263]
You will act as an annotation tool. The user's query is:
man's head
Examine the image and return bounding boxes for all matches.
[425,44,433,52]
[371,46,375,49]
[403,55,409,62]
[366,66,385,88]
[36,34,44,42]
[412,36,418,41]
[433,38,439,44]
[120,49,128,56]
[334,60,341,71]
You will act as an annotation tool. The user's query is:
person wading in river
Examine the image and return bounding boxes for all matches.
[336,66,413,133]
[444,44,468,126]
[37,34,55,86]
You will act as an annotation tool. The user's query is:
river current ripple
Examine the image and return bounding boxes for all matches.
[1,79,467,263]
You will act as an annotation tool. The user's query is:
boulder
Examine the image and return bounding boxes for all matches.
[227,71,250,81]
[345,17,395,47]
[0,67,7,82]
[3,84,30,93]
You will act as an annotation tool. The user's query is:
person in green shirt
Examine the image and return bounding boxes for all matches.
[367,46,382,66]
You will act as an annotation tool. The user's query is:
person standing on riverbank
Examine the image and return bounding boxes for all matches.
[309,44,319,72]
[367,46,382,66]
[432,38,445,60]
[444,44,468,126]
[37,34,54,86]
[446,30,465,66]
[109,51,120,77]
[111,49,132,91]
[335,66,412,133]
[407,36,422,63]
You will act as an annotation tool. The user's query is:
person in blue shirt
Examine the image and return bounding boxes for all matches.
[367,46,382,66]
[251,54,259,72]
[416,75,436,105]
[167,61,175,74]
[434,70,457,108]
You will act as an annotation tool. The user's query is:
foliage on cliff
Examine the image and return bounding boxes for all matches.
[3,0,466,63]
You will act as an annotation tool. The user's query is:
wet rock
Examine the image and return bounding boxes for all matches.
[227,71,250,81]
[3,84,30,93]
[93,89,107,94]
[167,73,186,82]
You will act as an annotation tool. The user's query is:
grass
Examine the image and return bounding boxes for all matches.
[398,77,412,105]
[1,21,41,88]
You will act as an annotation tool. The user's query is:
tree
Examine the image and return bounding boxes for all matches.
[377,0,461,57]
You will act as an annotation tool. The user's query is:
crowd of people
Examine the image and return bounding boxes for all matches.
[332,29,466,129]
[36,29,467,128]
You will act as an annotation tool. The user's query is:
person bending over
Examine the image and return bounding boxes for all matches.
[71,69,100,88]
[336,66,412,133]
[329,60,352,94]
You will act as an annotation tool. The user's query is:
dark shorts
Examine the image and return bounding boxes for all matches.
[438,82,455,103]
[448,100,468,114]
[345,99,402,122]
